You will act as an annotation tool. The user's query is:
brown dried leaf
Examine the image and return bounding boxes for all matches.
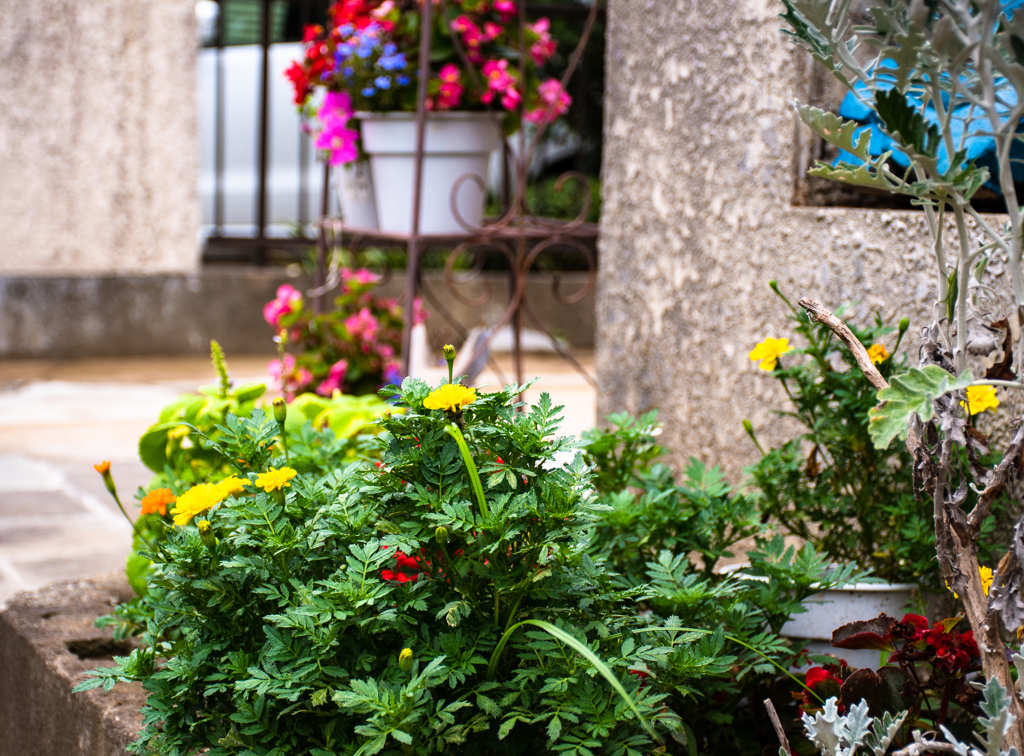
[983,318,1016,381]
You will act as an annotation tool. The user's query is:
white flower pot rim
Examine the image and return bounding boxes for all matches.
[718,563,918,591]
[354,110,499,122]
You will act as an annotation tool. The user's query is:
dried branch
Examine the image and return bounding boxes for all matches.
[762,699,792,756]
[797,298,889,391]
[967,422,1024,533]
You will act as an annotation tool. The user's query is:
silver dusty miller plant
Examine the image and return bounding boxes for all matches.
[780,0,1024,749]
[797,679,1018,756]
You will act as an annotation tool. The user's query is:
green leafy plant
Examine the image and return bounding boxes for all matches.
[79,373,747,755]
[583,411,871,755]
[780,0,1024,743]
[744,286,1007,591]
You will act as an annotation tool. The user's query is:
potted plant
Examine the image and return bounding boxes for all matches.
[285,0,571,234]
[262,270,426,401]
[766,0,1024,748]
[743,286,1009,666]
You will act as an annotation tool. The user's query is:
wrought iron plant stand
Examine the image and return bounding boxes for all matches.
[311,0,601,387]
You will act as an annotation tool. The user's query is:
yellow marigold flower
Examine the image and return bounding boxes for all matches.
[981,565,993,596]
[962,385,999,415]
[216,476,247,497]
[867,343,890,364]
[140,488,176,517]
[949,565,995,598]
[255,466,297,492]
[171,483,231,527]
[748,338,792,371]
[423,384,477,412]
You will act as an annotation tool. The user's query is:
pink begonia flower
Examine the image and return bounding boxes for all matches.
[342,267,380,285]
[494,0,517,22]
[482,21,502,42]
[529,18,556,65]
[370,0,394,19]
[501,87,522,110]
[345,307,380,342]
[377,343,395,359]
[378,297,400,315]
[438,81,464,109]
[322,90,354,122]
[439,63,461,84]
[264,284,303,326]
[450,16,484,62]
[316,359,348,396]
[525,78,572,125]
[413,297,428,325]
[315,114,359,166]
[268,354,297,385]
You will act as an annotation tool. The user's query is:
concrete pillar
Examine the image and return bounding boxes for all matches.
[0,0,199,275]
[597,0,968,476]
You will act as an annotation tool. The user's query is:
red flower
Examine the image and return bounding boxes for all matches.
[892,613,929,641]
[331,0,381,30]
[381,546,424,583]
[805,665,841,688]
[285,61,312,105]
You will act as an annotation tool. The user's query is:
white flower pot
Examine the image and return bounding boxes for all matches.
[781,582,921,669]
[358,111,502,235]
[334,159,379,230]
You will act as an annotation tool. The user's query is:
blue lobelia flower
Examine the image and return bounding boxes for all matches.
[382,42,397,56]
[338,24,354,36]
[362,86,376,97]
[343,66,354,78]
[375,76,391,90]
[397,74,410,86]
[356,44,375,59]
[379,52,407,71]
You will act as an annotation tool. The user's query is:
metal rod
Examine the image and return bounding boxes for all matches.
[214,0,225,233]
[256,0,272,262]
[314,161,330,315]
[401,0,433,377]
[298,0,310,225]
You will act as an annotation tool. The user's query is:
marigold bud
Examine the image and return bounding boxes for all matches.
[273,397,288,425]
[443,344,456,362]
[399,647,413,673]
[435,526,449,545]
[94,461,117,497]
[197,519,217,550]
[898,317,910,334]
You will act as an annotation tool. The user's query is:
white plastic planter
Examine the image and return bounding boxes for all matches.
[358,112,502,234]
[781,582,920,669]
[334,159,379,229]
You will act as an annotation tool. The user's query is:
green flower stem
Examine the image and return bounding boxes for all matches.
[444,424,489,520]
[487,619,661,743]
[106,488,152,548]
[278,423,291,465]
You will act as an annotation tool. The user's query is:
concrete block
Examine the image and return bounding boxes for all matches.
[0,572,144,756]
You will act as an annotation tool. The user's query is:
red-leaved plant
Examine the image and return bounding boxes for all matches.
[796,612,984,748]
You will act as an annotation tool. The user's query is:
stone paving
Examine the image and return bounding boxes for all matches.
[0,352,595,608]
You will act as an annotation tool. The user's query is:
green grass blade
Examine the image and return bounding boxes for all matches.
[488,619,660,743]
[445,423,489,519]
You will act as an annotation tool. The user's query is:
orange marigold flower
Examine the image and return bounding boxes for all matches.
[140,488,176,517]
[94,461,111,474]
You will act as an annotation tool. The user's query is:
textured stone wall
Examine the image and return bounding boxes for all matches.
[596,0,1007,478]
[0,0,199,275]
